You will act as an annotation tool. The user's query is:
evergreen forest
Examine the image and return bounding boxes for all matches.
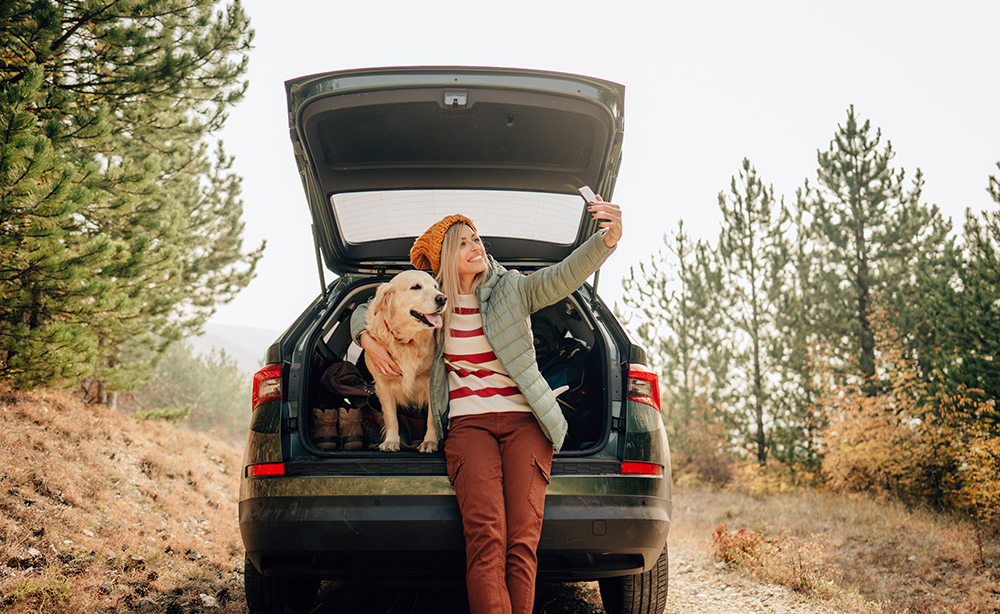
[621,106,1000,524]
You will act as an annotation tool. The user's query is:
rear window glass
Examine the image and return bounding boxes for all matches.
[330,190,584,245]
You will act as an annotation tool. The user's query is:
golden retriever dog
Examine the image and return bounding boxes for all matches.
[364,270,447,452]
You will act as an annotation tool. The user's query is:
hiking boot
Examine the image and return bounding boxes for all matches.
[339,407,363,451]
[311,407,340,450]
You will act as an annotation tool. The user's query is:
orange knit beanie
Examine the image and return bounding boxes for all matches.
[409,214,477,274]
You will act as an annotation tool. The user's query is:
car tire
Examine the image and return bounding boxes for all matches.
[598,545,668,614]
[244,554,320,614]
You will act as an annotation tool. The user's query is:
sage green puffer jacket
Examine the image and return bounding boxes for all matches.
[352,231,615,452]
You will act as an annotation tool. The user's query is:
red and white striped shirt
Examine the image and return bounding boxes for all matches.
[444,293,531,418]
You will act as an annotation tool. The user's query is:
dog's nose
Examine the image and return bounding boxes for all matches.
[435,294,447,307]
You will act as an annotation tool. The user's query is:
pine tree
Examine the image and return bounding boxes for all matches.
[622,221,728,449]
[711,159,794,465]
[768,197,825,469]
[0,65,118,386]
[799,106,951,391]
[620,221,731,473]
[0,1,263,394]
[925,163,1000,405]
[123,340,249,445]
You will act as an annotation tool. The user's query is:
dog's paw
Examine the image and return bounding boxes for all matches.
[379,440,401,453]
[417,439,438,453]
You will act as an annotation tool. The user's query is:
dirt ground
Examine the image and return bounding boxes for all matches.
[663,533,846,614]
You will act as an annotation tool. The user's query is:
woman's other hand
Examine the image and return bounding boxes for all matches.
[359,331,402,376]
[588,195,622,248]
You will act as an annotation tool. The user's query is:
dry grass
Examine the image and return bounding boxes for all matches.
[679,484,1000,614]
[0,384,245,613]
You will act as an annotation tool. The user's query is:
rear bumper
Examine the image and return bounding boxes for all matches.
[241,492,670,582]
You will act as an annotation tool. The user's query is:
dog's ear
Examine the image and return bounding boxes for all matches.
[369,281,394,321]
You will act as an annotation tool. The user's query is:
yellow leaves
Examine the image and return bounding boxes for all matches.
[818,300,1000,523]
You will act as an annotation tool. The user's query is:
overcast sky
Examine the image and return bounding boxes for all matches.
[209,0,1000,334]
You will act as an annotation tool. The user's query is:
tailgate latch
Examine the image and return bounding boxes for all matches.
[444,90,467,108]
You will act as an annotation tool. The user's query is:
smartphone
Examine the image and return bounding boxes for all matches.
[580,186,609,226]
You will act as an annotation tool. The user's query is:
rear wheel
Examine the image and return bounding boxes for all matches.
[598,545,668,614]
[244,554,320,614]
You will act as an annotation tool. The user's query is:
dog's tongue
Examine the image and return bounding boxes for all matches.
[425,313,443,329]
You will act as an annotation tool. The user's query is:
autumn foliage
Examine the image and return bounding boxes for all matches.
[820,305,1000,524]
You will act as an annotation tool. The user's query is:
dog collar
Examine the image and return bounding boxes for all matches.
[384,319,409,344]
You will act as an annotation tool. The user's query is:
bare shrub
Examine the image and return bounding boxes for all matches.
[711,522,839,596]
[711,523,779,568]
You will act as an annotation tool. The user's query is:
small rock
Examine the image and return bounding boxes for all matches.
[26,548,42,557]
[199,593,219,607]
[137,597,158,612]
[83,529,95,537]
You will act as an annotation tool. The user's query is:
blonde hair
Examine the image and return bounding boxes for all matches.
[437,223,491,336]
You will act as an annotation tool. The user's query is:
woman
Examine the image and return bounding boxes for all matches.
[351,197,622,614]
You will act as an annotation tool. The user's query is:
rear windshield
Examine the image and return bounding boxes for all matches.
[331,190,585,245]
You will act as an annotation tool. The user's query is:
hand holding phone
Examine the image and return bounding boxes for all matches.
[579,185,622,248]
[580,185,606,221]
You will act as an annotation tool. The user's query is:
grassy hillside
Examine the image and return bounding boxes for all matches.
[0,385,245,613]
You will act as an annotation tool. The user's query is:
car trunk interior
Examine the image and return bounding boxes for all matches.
[298,280,610,457]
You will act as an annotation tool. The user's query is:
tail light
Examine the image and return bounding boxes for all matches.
[627,363,660,412]
[620,461,663,476]
[246,463,286,478]
[252,363,282,411]
[622,364,664,476]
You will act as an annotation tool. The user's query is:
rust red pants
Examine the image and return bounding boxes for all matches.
[444,412,554,614]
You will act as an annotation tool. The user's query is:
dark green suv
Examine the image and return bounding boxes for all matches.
[239,66,671,614]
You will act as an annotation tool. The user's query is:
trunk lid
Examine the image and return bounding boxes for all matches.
[285,66,625,275]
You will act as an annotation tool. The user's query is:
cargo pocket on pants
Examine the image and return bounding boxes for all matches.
[446,456,466,510]
[528,455,552,519]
